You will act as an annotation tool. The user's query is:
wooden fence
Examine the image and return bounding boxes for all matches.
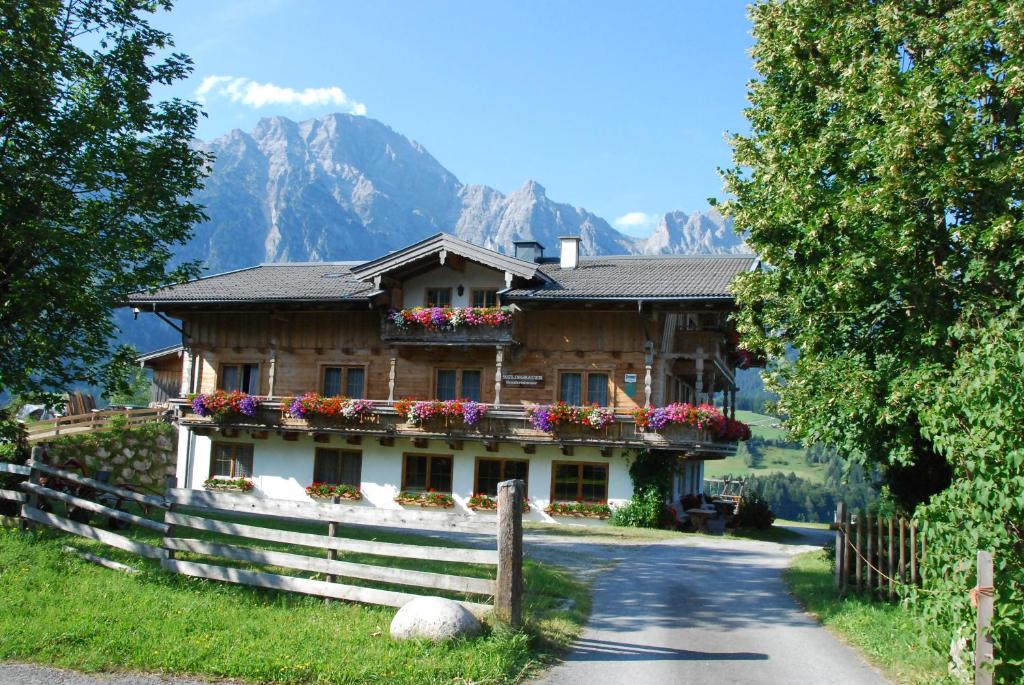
[24,408,165,442]
[0,450,524,626]
[833,504,995,685]
[832,502,924,598]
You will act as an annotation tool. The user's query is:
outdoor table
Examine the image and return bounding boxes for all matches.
[685,508,716,534]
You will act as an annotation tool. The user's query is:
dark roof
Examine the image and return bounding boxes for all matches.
[137,344,184,363]
[350,233,543,282]
[128,263,378,305]
[503,255,759,300]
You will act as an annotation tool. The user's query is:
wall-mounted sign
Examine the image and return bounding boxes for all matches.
[624,373,638,383]
[502,373,545,388]
[624,372,638,397]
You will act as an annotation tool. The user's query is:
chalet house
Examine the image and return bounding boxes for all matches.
[131,234,758,522]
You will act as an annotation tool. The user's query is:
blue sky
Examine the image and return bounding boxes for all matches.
[155,1,755,238]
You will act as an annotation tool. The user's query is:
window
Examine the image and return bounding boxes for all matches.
[425,287,452,307]
[435,369,482,401]
[402,454,453,493]
[313,448,362,486]
[475,458,529,497]
[322,366,366,398]
[211,443,254,478]
[471,289,499,307]
[219,363,259,393]
[559,371,610,406]
[551,462,608,502]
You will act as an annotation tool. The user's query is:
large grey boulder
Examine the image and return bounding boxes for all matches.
[389,596,483,641]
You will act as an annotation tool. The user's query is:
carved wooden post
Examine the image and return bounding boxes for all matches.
[694,346,704,405]
[975,550,994,685]
[494,346,504,406]
[387,355,397,402]
[495,478,524,628]
[267,348,278,398]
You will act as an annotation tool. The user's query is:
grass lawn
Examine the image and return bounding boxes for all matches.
[785,550,953,685]
[0,509,589,684]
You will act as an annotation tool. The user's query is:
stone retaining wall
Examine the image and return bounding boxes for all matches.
[46,422,176,491]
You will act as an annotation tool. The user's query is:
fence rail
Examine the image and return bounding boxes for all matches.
[24,408,164,442]
[1,452,524,626]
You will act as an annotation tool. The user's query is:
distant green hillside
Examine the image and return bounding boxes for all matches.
[705,410,829,484]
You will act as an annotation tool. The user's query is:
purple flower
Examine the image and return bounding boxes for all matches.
[648,408,671,430]
[462,401,487,426]
[239,395,260,417]
[192,395,210,417]
[528,406,554,432]
[289,397,306,419]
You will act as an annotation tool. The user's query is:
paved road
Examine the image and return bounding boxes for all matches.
[531,531,889,685]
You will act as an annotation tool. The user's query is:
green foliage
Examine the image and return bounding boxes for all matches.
[625,448,676,500]
[724,1,1024,677]
[104,356,152,407]
[610,487,667,529]
[0,0,207,402]
[733,489,775,529]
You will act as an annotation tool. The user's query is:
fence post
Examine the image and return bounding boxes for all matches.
[842,506,853,594]
[855,511,863,593]
[899,518,907,584]
[877,515,885,595]
[834,502,846,590]
[888,517,895,600]
[326,495,340,589]
[164,476,178,561]
[975,551,994,685]
[866,513,874,593]
[910,522,919,585]
[495,478,524,628]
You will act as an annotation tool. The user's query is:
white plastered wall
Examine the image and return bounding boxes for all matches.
[181,429,634,524]
[401,262,506,308]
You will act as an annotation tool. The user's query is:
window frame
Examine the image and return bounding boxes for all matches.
[470,288,499,308]
[312,447,362,487]
[400,453,455,493]
[556,369,613,407]
[209,442,254,479]
[433,367,485,402]
[473,456,529,497]
[217,362,261,394]
[549,460,609,503]
[319,363,369,398]
[424,287,453,307]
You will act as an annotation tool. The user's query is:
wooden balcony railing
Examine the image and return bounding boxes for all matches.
[380,320,516,345]
[171,399,738,458]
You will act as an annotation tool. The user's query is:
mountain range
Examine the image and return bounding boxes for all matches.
[119,112,751,354]
[179,112,749,273]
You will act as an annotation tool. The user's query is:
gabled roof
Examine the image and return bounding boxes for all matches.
[137,344,184,363]
[349,233,544,283]
[128,263,378,305]
[503,255,759,301]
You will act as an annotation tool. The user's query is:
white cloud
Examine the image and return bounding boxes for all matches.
[613,211,661,237]
[195,75,367,114]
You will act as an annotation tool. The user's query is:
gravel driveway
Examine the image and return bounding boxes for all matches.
[530,530,890,685]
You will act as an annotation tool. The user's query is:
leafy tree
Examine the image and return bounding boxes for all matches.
[0,0,206,404]
[723,1,1023,676]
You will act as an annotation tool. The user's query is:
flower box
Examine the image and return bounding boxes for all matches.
[203,477,254,493]
[286,394,375,424]
[632,403,751,441]
[190,391,263,421]
[526,403,615,433]
[544,501,612,519]
[393,399,487,428]
[394,491,455,508]
[467,493,530,513]
[305,482,362,501]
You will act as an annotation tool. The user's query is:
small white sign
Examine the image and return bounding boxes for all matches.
[624,373,638,383]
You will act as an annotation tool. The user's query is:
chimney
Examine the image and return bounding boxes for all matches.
[513,240,545,263]
[559,236,581,269]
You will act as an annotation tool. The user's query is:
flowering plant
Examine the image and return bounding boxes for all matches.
[467,493,530,512]
[632,402,751,441]
[545,500,612,518]
[394,398,488,427]
[286,393,374,421]
[305,482,361,500]
[388,306,513,331]
[526,402,615,432]
[191,391,261,420]
[203,477,254,492]
[394,489,455,508]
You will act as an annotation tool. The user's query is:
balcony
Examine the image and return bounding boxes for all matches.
[380,319,515,345]
[172,399,738,458]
